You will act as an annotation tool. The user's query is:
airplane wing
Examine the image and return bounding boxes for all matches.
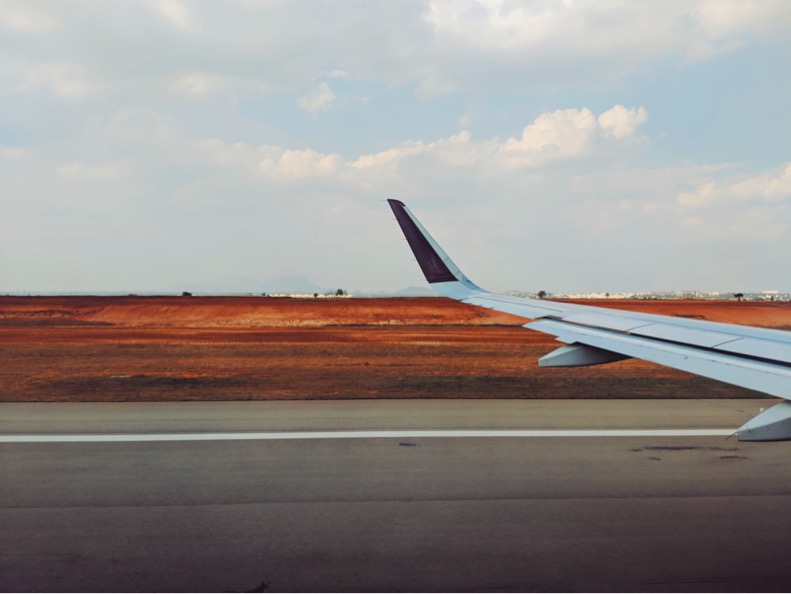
[387,199,791,441]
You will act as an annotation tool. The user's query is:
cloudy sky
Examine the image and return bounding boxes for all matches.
[2,0,790,294]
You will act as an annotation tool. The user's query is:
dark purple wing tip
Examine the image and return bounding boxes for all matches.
[387,199,458,284]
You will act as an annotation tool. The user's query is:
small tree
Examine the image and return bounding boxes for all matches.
[537,290,547,299]
[335,288,345,296]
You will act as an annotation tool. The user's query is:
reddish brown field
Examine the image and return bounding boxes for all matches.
[2,296,790,402]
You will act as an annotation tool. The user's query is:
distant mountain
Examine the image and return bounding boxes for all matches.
[181,275,438,297]
[352,286,437,297]
[258,275,332,295]
[390,285,437,297]
[184,275,330,295]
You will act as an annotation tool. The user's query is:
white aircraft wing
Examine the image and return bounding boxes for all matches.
[387,199,791,441]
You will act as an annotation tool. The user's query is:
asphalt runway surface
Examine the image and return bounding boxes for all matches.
[2,399,791,593]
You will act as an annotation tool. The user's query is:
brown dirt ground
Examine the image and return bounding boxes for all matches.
[2,296,790,402]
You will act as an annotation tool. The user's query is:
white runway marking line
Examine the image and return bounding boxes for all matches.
[0,429,735,443]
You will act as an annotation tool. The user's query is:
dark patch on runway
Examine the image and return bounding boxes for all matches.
[636,444,746,463]
[225,580,271,593]
[635,445,740,452]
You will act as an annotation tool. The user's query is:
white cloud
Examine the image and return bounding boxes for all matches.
[55,162,124,181]
[321,69,349,80]
[1,146,28,158]
[154,0,199,32]
[424,0,571,51]
[683,38,744,63]
[168,71,274,99]
[598,105,648,140]
[424,0,791,52]
[678,163,791,207]
[352,140,427,173]
[296,81,336,116]
[170,72,221,96]
[237,104,649,182]
[414,71,458,101]
[677,181,716,207]
[496,106,648,168]
[459,103,486,128]
[351,130,494,177]
[260,149,342,179]
[420,0,791,94]
[695,0,791,38]
[497,108,598,167]
[0,3,60,33]
[42,104,645,198]
[105,102,641,211]
[3,1,787,106]
[669,164,791,245]
[730,163,791,200]
[682,0,791,62]
[16,62,92,97]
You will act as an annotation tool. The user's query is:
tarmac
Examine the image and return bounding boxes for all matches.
[2,399,791,592]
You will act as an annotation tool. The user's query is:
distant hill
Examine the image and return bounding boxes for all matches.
[390,285,437,297]
[184,275,330,295]
[352,286,437,297]
[258,275,331,295]
[182,275,436,297]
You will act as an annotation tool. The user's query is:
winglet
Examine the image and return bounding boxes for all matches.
[387,199,483,297]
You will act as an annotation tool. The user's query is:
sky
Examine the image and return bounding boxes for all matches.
[1,0,790,295]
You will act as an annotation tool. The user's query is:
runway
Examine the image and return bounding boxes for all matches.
[2,399,791,592]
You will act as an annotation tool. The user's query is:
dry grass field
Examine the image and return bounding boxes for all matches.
[2,295,790,402]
